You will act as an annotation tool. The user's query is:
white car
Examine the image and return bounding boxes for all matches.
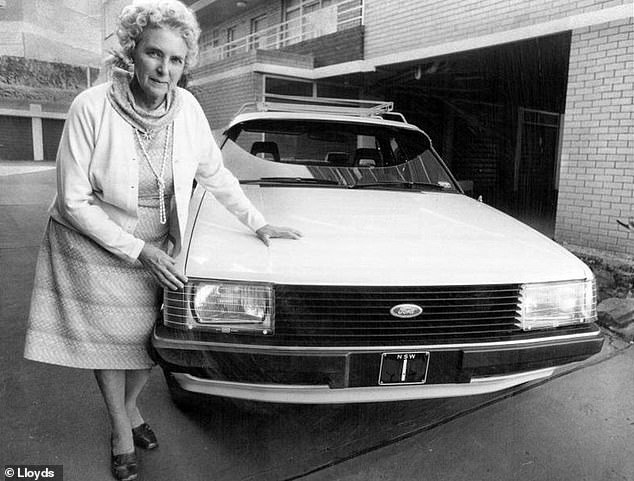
[151,96,603,407]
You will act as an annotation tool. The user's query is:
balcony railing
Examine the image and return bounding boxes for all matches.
[199,0,363,64]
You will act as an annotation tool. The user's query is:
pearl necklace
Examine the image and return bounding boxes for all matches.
[135,124,171,224]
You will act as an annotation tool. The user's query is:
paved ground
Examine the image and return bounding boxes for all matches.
[0,160,56,177]
[1,162,632,481]
[301,346,634,481]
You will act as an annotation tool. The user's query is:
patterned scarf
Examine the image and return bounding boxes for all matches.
[106,68,183,137]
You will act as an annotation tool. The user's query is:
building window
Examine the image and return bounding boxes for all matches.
[226,26,236,43]
[200,29,220,50]
[316,81,360,99]
[265,76,314,99]
[250,15,266,50]
[283,0,337,43]
[285,0,334,18]
[225,26,236,56]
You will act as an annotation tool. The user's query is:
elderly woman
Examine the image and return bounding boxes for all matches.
[23,1,301,480]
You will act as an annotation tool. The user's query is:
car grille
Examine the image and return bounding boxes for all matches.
[165,282,595,347]
[273,283,526,345]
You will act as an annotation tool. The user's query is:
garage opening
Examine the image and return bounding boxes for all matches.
[0,115,33,160]
[360,32,571,237]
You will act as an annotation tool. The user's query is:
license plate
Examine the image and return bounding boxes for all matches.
[379,352,429,385]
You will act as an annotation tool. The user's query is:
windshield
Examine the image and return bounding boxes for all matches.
[222,119,459,191]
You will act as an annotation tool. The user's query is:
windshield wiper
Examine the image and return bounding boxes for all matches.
[350,181,450,191]
[241,177,340,185]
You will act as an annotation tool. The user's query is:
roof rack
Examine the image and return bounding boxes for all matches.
[234,94,396,118]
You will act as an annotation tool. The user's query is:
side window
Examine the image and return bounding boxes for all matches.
[420,151,453,186]
[389,137,409,165]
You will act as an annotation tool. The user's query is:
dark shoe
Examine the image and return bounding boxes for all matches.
[132,423,158,450]
[111,451,137,481]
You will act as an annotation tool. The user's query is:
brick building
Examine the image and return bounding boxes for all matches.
[0,0,102,162]
[1,1,631,258]
[184,0,633,257]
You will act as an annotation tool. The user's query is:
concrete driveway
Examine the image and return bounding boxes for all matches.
[1,163,632,481]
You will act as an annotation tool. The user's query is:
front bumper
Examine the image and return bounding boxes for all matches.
[170,369,557,404]
[152,323,604,404]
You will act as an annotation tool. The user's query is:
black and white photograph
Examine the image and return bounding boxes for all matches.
[1,1,633,480]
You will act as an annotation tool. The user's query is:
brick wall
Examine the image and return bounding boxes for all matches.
[191,71,260,130]
[191,43,318,130]
[256,49,314,68]
[195,51,260,78]
[280,26,364,67]
[194,49,313,79]
[364,0,631,59]
[555,17,634,255]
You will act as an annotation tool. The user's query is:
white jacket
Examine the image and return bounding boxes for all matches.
[49,82,266,262]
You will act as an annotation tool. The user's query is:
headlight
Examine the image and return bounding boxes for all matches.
[515,279,597,331]
[189,280,273,334]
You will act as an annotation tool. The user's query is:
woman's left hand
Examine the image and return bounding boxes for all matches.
[256,224,303,246]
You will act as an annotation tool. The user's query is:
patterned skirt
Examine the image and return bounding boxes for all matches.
[24,202,170,370]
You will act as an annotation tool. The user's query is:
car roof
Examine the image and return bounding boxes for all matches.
[226,111,425,132]
[224,95,426,134]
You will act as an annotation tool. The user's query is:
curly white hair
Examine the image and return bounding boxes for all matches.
[115,0,201,72]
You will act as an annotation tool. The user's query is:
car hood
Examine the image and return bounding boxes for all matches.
[184,186,591,286]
